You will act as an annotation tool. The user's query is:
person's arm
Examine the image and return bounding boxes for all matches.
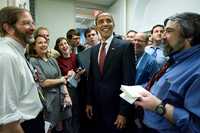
[85,47,95,119]
[63,85,72,106]
[135,78,200,132]
[1,121,24,133]
[40,76,67,88]
[0,55,22,125]
[134,90,175,122]
[116,42,136,128]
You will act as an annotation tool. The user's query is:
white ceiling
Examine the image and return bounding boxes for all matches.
[75,0,117,28]
[75,0,117,7]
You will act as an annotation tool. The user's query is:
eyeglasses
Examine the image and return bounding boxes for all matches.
[133,39,146,43]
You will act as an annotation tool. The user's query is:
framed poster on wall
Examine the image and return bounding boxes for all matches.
[7,0,30,10]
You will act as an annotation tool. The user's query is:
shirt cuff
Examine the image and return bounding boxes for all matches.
[173,106,189,127]
[0,112,21,125]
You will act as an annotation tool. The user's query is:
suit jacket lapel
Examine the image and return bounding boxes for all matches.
[94,43,102,77]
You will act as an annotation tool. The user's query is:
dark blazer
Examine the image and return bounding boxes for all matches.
[87,37,135,132]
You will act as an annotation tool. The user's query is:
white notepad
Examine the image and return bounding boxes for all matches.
[120,85,146,104]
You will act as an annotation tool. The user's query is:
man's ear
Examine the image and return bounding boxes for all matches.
[185,37,193,47]
[186,37,192,44]
[3,23,15,35]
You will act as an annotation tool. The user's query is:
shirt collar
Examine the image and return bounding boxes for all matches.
[150,43,164,49]
[105,34,113,45]
[103,34,113,49]
[5,37,26,55]
[170,45,200,64]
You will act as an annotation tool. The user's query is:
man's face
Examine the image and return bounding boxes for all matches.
[86,30,99,46]
[126,32,136,44]
[133,33,147,55]
[163,20,187,56]
[38,29,50,42]
[152,26,164,44]
[13,11,35,47]
[69,35,80,47]
[96,13,114,41]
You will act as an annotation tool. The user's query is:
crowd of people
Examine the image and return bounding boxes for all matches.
[1,6,200,133]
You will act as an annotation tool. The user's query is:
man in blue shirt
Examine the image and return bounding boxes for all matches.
[145,24,168,67]
[135,12,200,133]
[133,32,159,85]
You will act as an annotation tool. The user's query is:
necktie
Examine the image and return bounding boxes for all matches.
[151,47,159,58]
[145,59,173,91]
[99,42,107,75]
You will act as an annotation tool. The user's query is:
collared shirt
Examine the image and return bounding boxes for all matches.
[136,52,159,85]
[98,34,113,63]
[145,43,168,66]
[0,37,42,125]
[143,45,200,133]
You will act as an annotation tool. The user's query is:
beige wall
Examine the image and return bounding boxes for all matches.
[35,0,76,48]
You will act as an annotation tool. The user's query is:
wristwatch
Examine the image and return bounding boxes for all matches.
[154,102,166,116]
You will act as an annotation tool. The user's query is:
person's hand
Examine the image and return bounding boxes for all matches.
[60,76,67,84]
[85,104,93,119]
[114,114,126,129]
[134,90,161,111]
[67,70,75,78]
[75,68,86,80]
[64,95,72,106]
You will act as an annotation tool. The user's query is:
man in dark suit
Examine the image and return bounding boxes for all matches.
[86,12,135,133]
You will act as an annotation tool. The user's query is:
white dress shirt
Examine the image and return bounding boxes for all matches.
[98,34,113,63]
[0,37,42,125]
[145,43,168,66]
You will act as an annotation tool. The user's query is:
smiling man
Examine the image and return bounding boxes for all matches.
[86,12,135,133]
[133,32,159,85]
[135,12,200,133]
[0,6,42,133]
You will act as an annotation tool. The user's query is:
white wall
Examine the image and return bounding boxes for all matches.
[132,0,200,32]
[108,0,126,35]
[0,0,7,9]
[35,0,75,48]
[126,0,137,32]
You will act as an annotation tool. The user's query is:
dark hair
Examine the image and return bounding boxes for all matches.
[164,12,200,46]
[0,6,28,37]
[95,12,115,26]
[126,30,137,35]
[54,37,67,54]
[28,35,47,57]
[66,29,80,40]
[151,24,164,34]
[84,27,98,38]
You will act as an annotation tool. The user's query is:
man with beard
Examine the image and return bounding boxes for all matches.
[135,12,200,133]
[0,6,42,133]
[86,12,135,133]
